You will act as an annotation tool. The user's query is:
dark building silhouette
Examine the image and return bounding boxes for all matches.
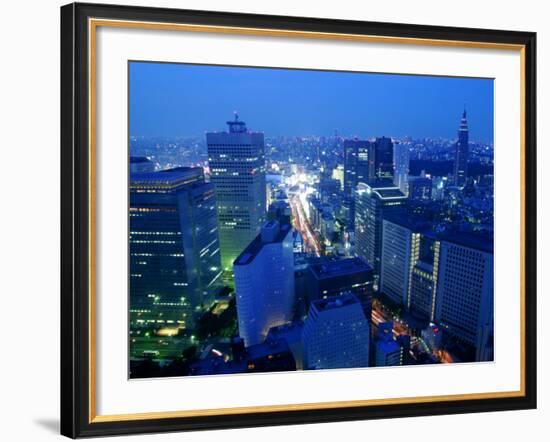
[373,136,394,180]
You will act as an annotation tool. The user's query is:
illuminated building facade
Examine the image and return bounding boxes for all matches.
[129,167,223,330]
[393,141,410,194]
[302,293,370,370]
[354,180,407,277]
[435,234,493,361]
[380,214,440,320]
[207,114,267,272]
[343,139,372,197]
[233,221,295,347]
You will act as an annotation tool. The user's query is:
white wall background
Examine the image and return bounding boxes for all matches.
[0,0,546,440]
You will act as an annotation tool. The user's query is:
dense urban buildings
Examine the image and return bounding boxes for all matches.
[206,114,267,273]
[129,61,494,378]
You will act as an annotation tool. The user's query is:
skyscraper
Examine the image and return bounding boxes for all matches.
[343,139,372,197]
[233,221,295,347]
[435,233,493,361]
[207,114,267,272]
[373,137,394,180]
[453,109,469,187]
[129,167,223,330]
[380,214,440,320]
[302,293,370,370]
[354,180,407,277]
[393,141,410,194]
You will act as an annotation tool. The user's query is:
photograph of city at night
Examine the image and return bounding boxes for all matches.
[128,62,494,379]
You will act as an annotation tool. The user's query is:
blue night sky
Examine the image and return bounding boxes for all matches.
[129,61,494,143]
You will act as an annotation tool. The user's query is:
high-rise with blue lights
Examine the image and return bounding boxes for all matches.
[380,214,441,321]
[207,114,267,272]
[233,221,295,347]
[435,234,493,361]
[453,109,469,187]
[343,139,372,197]
[302,293,370,370]
[129,167,223,329]
[354,181,407,278]
[393,141,410,194]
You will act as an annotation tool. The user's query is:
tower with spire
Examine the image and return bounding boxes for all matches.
[453,107,469,187]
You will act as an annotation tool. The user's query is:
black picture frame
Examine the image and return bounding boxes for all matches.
[61,2,537,438]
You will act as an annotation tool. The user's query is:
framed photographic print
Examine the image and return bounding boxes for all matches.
[60,2,537,438]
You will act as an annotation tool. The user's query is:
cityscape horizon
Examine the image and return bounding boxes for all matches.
[128,61,494,379]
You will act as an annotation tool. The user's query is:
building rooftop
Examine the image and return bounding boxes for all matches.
[246,338,292,361]
[311,292,360,313]
[233,222,292,266]
[130,167,204,190]
[357,180,407,200]
[440,231,494,254]
[309,257,372,281]
[383,211,436,236]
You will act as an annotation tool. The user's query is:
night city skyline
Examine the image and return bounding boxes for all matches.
[128,61,494,379]
[129,62,494,143]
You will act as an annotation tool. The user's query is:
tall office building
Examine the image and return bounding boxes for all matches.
[207,114,267,272]
[380,214,440,320]
[354,180,407,278]
[453,109,469,187]
[379,218,414,306]
[435,234,493,361]
[393,142,410,194]
[302,293,370,370]
[373,137,394,180]
[307,257,374,319]
[343,139,372,197]
[233,221,295,347]
[129,167,223,330]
